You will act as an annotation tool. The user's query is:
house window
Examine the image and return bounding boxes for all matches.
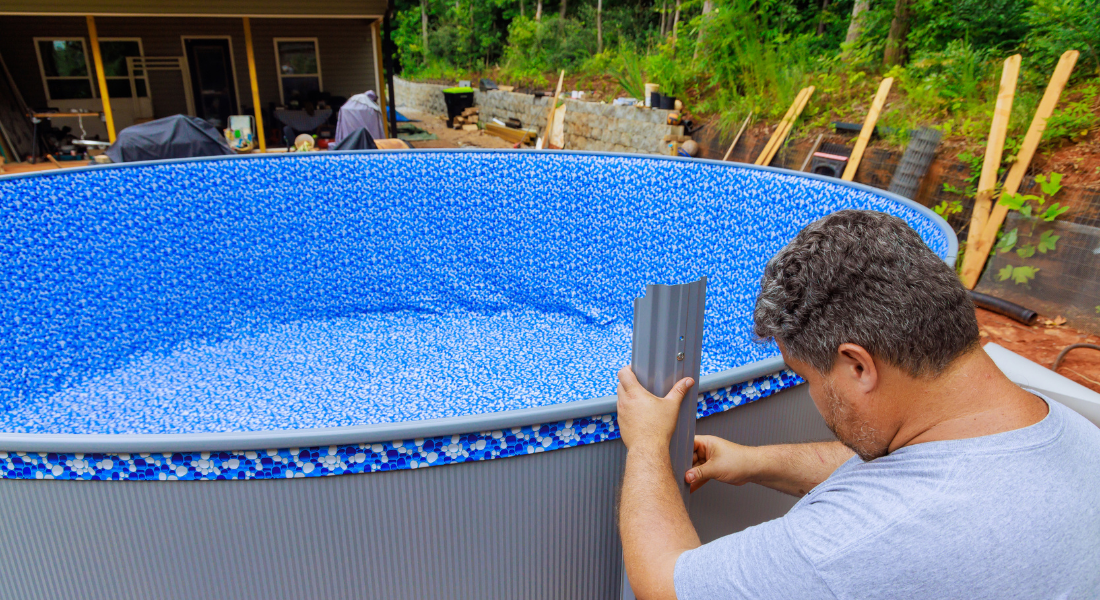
[100,38,149,99]
[35,38,94,100]
[274,38,322,105]
[35,37,150,102]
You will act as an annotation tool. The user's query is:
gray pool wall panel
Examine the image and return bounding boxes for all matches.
[0,384,825,600]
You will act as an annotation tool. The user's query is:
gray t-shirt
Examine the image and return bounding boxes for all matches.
[674,394,1100,599]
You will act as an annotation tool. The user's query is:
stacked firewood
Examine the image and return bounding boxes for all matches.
[453,107,480,131]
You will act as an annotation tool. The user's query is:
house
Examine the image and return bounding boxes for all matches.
[0,0,392,156]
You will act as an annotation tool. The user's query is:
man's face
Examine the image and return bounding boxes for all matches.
[782,348,890,462]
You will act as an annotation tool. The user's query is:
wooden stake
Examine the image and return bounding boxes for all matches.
[536,70,565,150]
[755,88,807,165]
[959,50,1079,289]
[760,86,814,166]
[966,54,1020,245]
[841,77,893,181]
[722,112,752,161]
[243,18,267,152]
[800,133,825,172]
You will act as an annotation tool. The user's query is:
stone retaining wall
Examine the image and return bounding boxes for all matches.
[394,77,683,155]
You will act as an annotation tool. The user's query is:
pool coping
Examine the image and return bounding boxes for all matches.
[0,149,957,454]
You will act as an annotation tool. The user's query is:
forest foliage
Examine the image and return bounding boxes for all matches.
[391,0,1097,142]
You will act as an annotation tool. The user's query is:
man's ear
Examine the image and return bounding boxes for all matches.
[834,343,879,393]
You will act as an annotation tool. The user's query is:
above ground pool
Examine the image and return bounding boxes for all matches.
[1,150,953,468]
[1,150,955,600]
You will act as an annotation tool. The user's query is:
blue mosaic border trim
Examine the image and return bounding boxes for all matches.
[1,370,802,481]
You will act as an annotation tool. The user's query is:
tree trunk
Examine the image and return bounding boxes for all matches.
[671,0,681,41]
[420,0,430,63]
[883,0,912,66]
[559,0,567,32]
[845,0,870,46]
[597,0,603,53]
[816,0,830,35]
[659,0,667,37]
[693,0,714,59]
[520,0,525,17]
[536,0,542,20]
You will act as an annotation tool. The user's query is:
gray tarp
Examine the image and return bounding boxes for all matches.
[334,91,385,144]
[105,115,235,163]
[331,128,378,151]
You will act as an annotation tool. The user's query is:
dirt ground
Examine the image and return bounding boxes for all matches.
[977,307,1100,392]
[400,108,517,149]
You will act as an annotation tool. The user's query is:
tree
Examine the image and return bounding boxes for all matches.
[536,0,542,20]
[519,0,525,17]
[845,0,870,45]
[597,0,603,53]
[672,0,682,40]
[884,0,912,65]
[420,0,430,64]
[694,0,714,59]
[559,0,567,32]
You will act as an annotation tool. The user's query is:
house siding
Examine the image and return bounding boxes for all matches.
[0,15,378,135]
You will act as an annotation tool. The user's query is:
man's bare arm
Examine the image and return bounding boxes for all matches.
[687,438,854,497]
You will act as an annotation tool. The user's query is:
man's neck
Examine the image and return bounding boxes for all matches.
[884,346,1049,454]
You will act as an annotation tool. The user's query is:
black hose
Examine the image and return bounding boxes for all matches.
[1052,343,1100,371]
[968,291,1038,326]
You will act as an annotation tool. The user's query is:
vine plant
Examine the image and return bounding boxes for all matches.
[992,172,1069,285]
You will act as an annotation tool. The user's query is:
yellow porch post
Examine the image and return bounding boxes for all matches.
[242,17,267,152]
[372,20,390,139]
[86,16,116,143]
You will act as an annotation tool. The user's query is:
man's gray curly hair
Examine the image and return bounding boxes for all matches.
[753,209,979,377]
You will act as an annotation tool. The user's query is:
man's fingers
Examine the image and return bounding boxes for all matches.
[617,365,642,394]
[664,377,695,402]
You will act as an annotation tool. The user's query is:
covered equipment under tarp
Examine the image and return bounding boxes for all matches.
[105,115,235,163]
[335,91,385,144]
[331,127,378,150]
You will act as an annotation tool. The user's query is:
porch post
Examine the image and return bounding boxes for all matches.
[85,16,117,143]
[242,17,267,152]
[371,20,390,138]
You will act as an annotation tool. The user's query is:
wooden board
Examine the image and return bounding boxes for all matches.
[967,54,1021,243]
[723,112,752,162]
[536,70,565,150]
[759,86,814,166]
[485,123,536,145]
[841,77,893,181]
[959,50,1079,289]
[754,91,805,165]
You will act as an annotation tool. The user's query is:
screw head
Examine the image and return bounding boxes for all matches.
[676,352,685,361]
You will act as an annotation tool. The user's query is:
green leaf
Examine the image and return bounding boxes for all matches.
[1011,265,1039,285]
[1020,194,1045,206]
[995,228,1018,253]
[1038,172,1063,197]
[998,264,1014,282]
[998,193,1026,211]
[1038,230,1060,253]
[1016,245,1036,258]
[1021,204,1033,218]
[1041,203,1069,222]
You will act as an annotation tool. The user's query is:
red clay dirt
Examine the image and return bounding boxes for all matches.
[977,307,1100,392]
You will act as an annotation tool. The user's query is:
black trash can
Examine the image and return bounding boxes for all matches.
[443,86,476,127]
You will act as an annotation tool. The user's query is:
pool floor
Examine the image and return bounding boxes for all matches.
[3,308,633,435]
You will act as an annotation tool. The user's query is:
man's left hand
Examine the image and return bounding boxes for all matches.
[617,365,695,451]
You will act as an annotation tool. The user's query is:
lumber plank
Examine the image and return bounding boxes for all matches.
[761,86,814,166]
[967,54,1021,244]
[536,70,565,150]
[485,122,535,144]
[722,111,752,161]
[959,50,1079,289]
[754,90,806,165]
[841,77,893,181]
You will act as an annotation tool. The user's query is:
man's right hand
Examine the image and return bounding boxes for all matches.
[685,436,762,493]
[686,438,856,497]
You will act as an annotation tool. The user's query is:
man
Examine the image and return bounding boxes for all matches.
[617,210,1100,600]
